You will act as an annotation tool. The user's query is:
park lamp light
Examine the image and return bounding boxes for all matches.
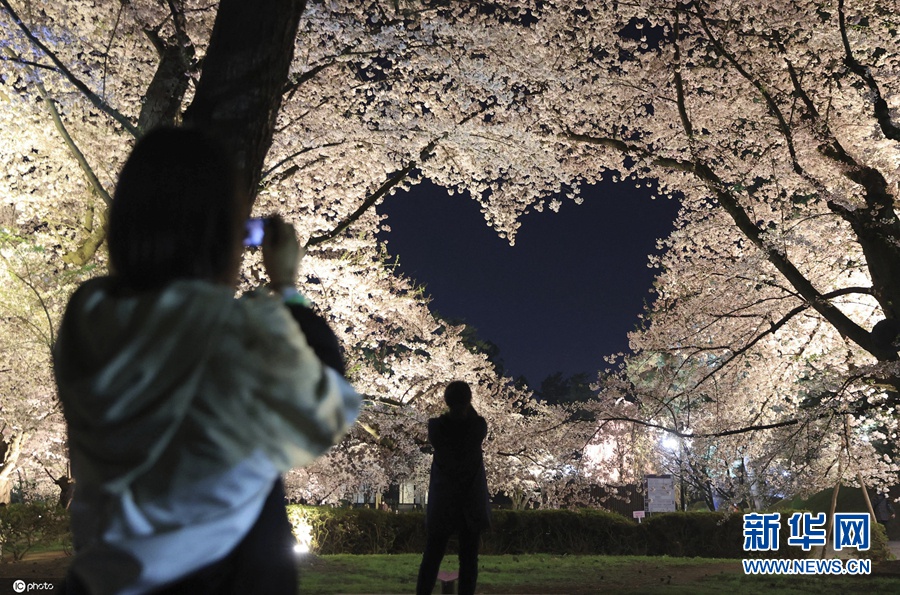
[661,434,679,452]
[292,516,314,556]
[661,430,693,451]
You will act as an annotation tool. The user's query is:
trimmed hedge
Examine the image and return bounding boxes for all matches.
[287,506,427,555]
[644,511,805,559]
[285,506,892,561]
[485,509,639,555]
[644,511,741,557]
[4,503,884,562]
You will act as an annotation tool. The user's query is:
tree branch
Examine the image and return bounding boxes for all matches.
[5,47,112,264]
[63,205,109,266]
[166,0,193,52]
[559,130,693,173]
[0,0,140,137]
[779,47,900,318]
[696,5,900,326]
[593,412,811,440]
[837,0,900,141]
[562,122,886,359]
[261,141,344,181]
[685,303,811,394]
[25,60,113,208]
[100,0,126,100]
[696,161,890,357]
[692,4,802,175]
[283,41,440,100]
[0,55,55,71]
[305,161,418,247]
[136,1,197,131]
[658,19,892,358]
[7,268,54,348]
[673,285,874,388]
[671,10,694,140]
[306,100,495,246]
[283,47,365,100]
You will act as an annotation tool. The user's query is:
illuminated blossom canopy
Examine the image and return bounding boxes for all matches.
[1,0,899,506]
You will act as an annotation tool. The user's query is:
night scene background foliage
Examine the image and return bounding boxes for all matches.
[1,0,899,512]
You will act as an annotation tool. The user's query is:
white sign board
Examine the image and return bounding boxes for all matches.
[633,510,646,519]
[645,475,676,513]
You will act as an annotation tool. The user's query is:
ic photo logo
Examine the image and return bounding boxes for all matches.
[11,580,55,593]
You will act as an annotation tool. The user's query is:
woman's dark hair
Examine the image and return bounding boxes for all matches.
[108,127,241,291]
[444,381,472,413]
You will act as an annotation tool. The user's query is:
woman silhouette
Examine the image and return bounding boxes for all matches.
[416,381,491,595]
[54,127,359,594]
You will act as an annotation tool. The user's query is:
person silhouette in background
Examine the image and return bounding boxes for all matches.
[416,381,491,595]
[53,127,360,595]
[873,492,896,527]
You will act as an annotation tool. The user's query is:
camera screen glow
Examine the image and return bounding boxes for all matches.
[244,218,265,247]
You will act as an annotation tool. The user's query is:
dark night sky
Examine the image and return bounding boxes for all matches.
[377,179,680,387]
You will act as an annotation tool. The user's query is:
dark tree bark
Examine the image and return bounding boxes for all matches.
[137,1,197,133]
[138,41,192,132]
[182,0,308,204]
[53,475,75,509]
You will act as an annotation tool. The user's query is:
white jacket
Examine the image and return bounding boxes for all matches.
[54,277,360,595]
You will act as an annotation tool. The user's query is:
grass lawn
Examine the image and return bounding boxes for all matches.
[297,554,900,594]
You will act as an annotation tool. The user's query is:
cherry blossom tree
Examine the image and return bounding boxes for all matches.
[0,0,305,503]
[6,0,894,509]
[0,0,596,504]
[564,0,900,504]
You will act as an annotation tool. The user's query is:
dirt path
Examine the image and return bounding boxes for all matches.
[0,551,71,580]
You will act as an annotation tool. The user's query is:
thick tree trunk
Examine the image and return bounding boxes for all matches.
[858,473,876,522]
[137,40,193,132]
[824,163,900,323]
[0,478,10,505]
[0,432,27,505]
[822,482,841,560]
[182,0,307,204]
[510,487,531,510]
[136,0,196,133]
